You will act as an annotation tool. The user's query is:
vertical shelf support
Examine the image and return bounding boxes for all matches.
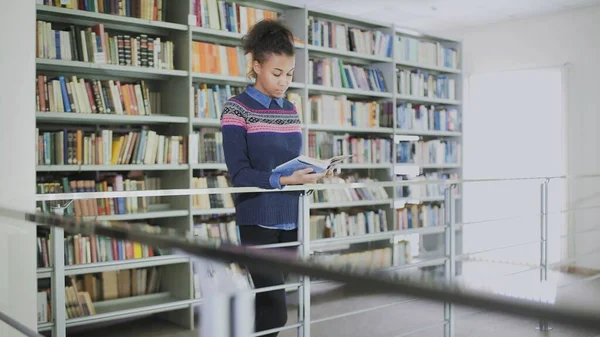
[537,178,552,332]
[298,191,311,337]
[50,210,66,337]
[443,184,456,337]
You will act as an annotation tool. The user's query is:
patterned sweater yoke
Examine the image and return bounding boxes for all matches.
[220,88,303,226]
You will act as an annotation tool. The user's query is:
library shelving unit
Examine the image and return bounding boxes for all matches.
[33,1,462,336]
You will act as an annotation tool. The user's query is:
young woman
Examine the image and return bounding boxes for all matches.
[220,19,323,336]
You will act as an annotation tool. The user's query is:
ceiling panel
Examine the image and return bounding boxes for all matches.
[282,0,600,31]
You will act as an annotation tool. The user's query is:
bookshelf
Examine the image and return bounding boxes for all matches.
[33,0,462,336]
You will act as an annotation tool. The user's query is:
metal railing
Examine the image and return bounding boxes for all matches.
[2,173,600,337]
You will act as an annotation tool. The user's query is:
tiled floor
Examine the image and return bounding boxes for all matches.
[67,261,600,337]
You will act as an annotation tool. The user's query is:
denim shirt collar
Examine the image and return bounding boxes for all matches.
[246,85,284,109]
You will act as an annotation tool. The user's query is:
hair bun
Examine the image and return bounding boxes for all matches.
[241,19,296,79]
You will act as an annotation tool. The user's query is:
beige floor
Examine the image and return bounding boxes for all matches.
[66,261,600,337]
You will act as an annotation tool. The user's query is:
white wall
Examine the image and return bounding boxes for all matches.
[0,1,37,336]
[435,6,600,270]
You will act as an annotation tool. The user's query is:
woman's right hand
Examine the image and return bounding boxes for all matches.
[280,168,325,185]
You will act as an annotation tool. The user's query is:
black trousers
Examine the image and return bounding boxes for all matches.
[238,225,297,337]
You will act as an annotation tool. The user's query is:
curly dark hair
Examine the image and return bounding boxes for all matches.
[241,19,295,79]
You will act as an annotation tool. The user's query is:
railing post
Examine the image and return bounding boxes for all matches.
[444,184,456,337]
[51,206,66,337]
[298,191,311,337]
[537,179,552,332]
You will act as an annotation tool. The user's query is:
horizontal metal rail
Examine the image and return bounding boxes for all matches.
[0,311,42,337]
[456,239,542,261]
[32,173,600,201]
[250,241,301,249]
[311,297,420,324]
[392,321,447,337]
[4,207,600,331]
[252,322,302,336]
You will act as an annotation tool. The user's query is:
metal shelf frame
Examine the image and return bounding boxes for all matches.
[33,1,463,336]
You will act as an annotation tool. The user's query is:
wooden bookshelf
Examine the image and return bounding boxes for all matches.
[33,1,463,336]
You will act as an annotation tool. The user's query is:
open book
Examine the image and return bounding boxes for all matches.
[272,154,353,176]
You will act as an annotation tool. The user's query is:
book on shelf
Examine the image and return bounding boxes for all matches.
[37,228,52,268]
[37,279,52,324]
[38,0,169,22]
[188,129,224,165]
[193,84,245,119]
[396,139,461,165]
[397,172,459,200]
[192,174,234,210]
[193,219,239,246]
[36,174,162,217]
[272,154,354,176]
[393,240,412,266]
[307,16,393,58]
[36,21,175,69]
[396,204,445,230]
[312,247,393,272]
[312,176,389,204]
[190,219,250,299]
[64,267,161,319]
[309,95,393,128]
[64,233,156,265]
[36,75,161,115]
[308,132,393,164]
[395,35,459,69]
[36,127,187,166]
[397,69,456,100]
[192,0,277,33]
[192,41,249,76]
[310,208,389,240]
[309,57,388,93]
[396,103,460,132]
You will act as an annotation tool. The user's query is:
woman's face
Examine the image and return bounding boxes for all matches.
[253,53,295,98]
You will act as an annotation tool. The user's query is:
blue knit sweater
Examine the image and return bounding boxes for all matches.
[220,86,303,226]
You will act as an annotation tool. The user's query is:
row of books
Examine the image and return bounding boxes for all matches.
[65,267,161,318]
[39,0,169,22]
[192,175,234,210]
[36,75,159,115]
[192,42,250,76]
[63,234,156,266]
[393,240,412,266]
[37,281,51,323]
[396,103,460,132]
[309,95,394,128]
[36,128,185,166]
[193,220,239,246]
[312,176,389,204]
[193,84,304,122]
[191,219,249,298]
[37,230,52,268]
[36,21,174,70]
[307,16,393,58]
[397,172,459,200]
[36,175,162,216]
[396,203,446,230]
[192,0,277,34]
[310,209,389,240]
[308,132,393,164]
[396,140,462,165]
[309,58,388,93]
[188,130,224,165]
[395,35,459,70]
[193,84,243,119]
[397,69,457,101]
[313,247,393,272]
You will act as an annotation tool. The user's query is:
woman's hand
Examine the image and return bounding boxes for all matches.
[280,168,325,185]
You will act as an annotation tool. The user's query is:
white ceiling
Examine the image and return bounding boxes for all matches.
[283,0,600,32]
